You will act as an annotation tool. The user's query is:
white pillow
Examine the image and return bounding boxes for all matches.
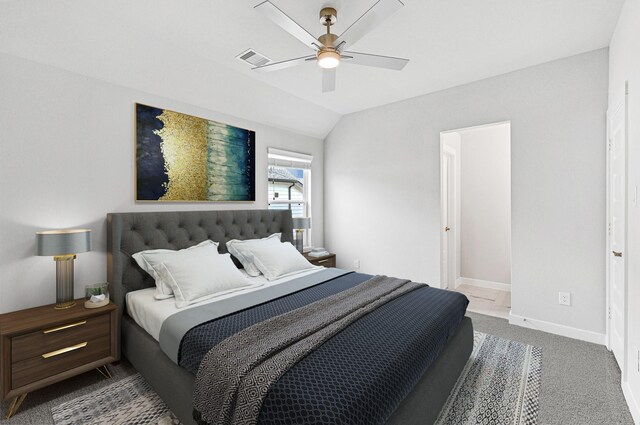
[246,242,318,281]
[226,233,281,277]
[153,254,256,308]
[132,240,219,300]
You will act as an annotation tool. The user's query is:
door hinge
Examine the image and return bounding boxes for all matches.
[609,307,612,320]
[608,222,612,236]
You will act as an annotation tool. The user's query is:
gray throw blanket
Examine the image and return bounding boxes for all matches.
[192,275,424,425]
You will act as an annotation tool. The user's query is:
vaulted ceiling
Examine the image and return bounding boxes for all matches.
[0,0,624,138]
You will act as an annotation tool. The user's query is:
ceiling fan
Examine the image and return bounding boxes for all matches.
[253,0,410,92]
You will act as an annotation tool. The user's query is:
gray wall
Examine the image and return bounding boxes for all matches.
[0,52,325,314]
[460,124,511,285]
[325,48,608,335]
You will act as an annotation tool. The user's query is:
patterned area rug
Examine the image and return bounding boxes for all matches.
[51,332,541,425]
[51,374,179,425]
[436,332,543,425]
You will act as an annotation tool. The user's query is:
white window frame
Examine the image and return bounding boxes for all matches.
[267,148,313,248]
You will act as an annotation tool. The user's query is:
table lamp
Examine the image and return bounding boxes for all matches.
[36,229,92,309]
[291,217,311,253]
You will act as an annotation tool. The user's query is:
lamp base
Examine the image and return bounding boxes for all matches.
[54,254,76,310]
[54,300,76,310]
[294,230,304,253]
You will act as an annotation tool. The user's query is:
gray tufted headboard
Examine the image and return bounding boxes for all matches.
[107,209,293,316]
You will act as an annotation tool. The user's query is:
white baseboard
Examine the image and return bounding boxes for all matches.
[508,313,605,345]
[623,381,640,425]
[458,277,511,292]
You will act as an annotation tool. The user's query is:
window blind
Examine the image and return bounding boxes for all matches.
[267,147,313,169]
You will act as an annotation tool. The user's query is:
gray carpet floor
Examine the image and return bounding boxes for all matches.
[468,312,633,425]
[0,312,633,424]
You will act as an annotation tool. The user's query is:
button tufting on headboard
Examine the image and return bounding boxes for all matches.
[106,210,294,318]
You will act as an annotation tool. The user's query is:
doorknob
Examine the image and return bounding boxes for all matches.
[445,227,450,232]
[613,251,623,257]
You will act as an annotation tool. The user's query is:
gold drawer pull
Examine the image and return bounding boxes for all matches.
[43,321,87,334]
[42,342,87,359]
[317,259,329,264]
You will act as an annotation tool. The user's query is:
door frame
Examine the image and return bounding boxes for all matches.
[606,90,628,378]
[440,121,510,290]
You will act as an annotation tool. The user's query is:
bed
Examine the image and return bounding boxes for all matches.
[107,209,473,425]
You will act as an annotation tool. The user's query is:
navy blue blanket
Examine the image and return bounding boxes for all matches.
[179,272,469,425]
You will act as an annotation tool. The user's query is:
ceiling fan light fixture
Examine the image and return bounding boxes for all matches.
[317,50,340,69]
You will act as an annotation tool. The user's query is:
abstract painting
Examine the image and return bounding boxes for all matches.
[135,103,255,202]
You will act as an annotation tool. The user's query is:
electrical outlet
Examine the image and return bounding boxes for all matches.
[354,259,360,269]
[559,292,571,306]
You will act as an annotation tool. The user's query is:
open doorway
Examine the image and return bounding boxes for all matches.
[440,122,512,319]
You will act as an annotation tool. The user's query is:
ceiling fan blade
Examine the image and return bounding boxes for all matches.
[253,55,316,72]
[322,68,336,93]
[336,0,404,48]
[342,51,409,70]
[255,1,323,51]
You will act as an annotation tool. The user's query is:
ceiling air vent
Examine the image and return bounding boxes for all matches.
[236,49,271,68]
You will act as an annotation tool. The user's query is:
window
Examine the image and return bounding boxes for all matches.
[267,148,312,246]
[268,166,306,216]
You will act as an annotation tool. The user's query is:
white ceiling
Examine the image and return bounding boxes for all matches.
[0,0,624,137]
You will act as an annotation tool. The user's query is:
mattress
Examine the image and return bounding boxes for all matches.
[126,267,325,341]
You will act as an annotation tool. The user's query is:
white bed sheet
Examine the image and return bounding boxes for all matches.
[126,268,324,341]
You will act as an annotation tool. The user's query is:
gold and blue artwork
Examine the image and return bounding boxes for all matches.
[135,103,255,201]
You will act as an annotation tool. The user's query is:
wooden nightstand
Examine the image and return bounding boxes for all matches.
[304,252,336,268]
[0,299,119,418]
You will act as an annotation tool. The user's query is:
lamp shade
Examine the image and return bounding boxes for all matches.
[36,229,92,256]
[292,217,311,230]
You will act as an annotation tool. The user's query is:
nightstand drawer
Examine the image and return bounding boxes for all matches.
[309,256,336,267]
[11,314,110,363]
[12,334,111,389]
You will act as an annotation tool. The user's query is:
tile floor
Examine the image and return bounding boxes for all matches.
[453,283,511,319]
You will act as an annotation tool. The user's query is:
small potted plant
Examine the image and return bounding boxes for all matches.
[84,283,109,308]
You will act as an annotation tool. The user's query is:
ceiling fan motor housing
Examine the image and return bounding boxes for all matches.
[318,33,338,48]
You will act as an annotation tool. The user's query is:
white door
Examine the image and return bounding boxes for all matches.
[608,97,627,370]
[441,150,455,289]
